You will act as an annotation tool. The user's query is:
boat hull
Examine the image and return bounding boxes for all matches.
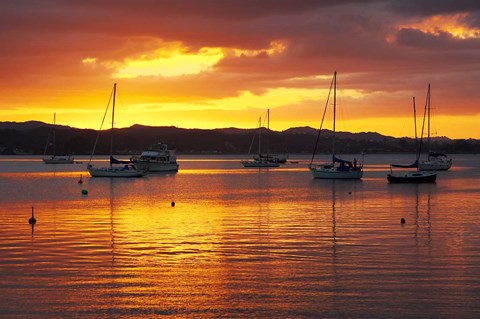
[309,166,363,179]
[387,172,436,183]
[253,154,287,164]
[87,165,145,177]
[418,159,452,171]
[242,160,280,168]
[133,161,179,172]
[43,157,74,164]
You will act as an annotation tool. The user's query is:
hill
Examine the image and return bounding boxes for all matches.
[0,121,478,155]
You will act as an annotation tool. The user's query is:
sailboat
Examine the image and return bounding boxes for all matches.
[387,97,436,183]
[252,109,288,164]
[87,83,146,177]
[42,113,74,164]
[308,71,363,179]
[241,110,280,168]
[418,84,452,171]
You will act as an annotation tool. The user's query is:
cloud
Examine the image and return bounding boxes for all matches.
[386,0,480,17]
[0,0,479,138]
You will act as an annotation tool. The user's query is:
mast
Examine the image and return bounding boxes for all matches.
[332,71,337,156]
[413,97,417,142]
[258,116,262,156]
[413,97,418,160]
[267,108,270,156]
[52,112,56,156]
[413,97,423,170]
[427,83,431,151]
[110,83,116,168]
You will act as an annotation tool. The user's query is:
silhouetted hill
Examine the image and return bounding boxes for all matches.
[0,121,50,131]
[0,121,478,155]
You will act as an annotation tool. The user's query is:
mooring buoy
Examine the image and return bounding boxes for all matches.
[28,206,37,225]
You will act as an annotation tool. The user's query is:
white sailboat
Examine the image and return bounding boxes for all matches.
[387,97,437,183]
[309,71,363,179]
[87,83,145,178]
[42,113,74,164]
[418,84,452,171]
[241,110,280,168]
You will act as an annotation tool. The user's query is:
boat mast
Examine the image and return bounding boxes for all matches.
[413,97,417,141]
[110,83,116,168]
[413,96,423,170]
[427,83,431,151]
[258,116,262,156]
[267,108,270,156]
[413,97,418,158]
[52,112,56,156]
[332,71,337,156]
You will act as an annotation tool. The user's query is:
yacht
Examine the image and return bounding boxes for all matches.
[130,143,179,172]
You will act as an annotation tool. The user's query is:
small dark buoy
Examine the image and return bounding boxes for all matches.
[81,189,88,195]
[348,191,352,195]
[78,174,83,184]
[400,218,406,224]
[28,206,37,225]
[171,201,175,207]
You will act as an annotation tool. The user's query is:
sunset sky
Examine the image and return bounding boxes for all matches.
[1,0,479,138]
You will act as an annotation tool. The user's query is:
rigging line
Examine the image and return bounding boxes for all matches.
[310,74,334,165]
[87,86,114,167]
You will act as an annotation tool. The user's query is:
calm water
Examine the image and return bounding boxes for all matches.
[0,154,479,318]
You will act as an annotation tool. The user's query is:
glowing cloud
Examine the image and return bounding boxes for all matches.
[396,13,480,39]
[232,40,287,57]
[113,43,224,78]
[82,57,97,64]
[109,40,288,79]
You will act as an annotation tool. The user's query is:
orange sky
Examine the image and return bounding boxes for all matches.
[1,1,479,139]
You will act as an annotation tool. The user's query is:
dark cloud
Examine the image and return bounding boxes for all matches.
[386,0,480,17]
[396,28,480,50]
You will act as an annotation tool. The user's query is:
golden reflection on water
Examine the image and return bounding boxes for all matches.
[1,155,480,318]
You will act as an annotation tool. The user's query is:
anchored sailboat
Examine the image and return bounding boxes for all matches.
[241,109,280,168]
[418,84,452,171]
[387,96,436,183]
[87,83,145,177]
[309,71,363,179]
[42,113,74,164]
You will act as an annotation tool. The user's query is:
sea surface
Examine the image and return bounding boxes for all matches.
[0,154,479,319]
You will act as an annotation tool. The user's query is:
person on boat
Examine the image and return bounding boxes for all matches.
[353,158,357,168]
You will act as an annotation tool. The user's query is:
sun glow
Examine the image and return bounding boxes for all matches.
[396,13,480,39]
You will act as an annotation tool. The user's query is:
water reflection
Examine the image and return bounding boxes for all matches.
[30,222,35,239]
[413,184,432,250]
[1,155,479,318]
[109,180,116,266]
